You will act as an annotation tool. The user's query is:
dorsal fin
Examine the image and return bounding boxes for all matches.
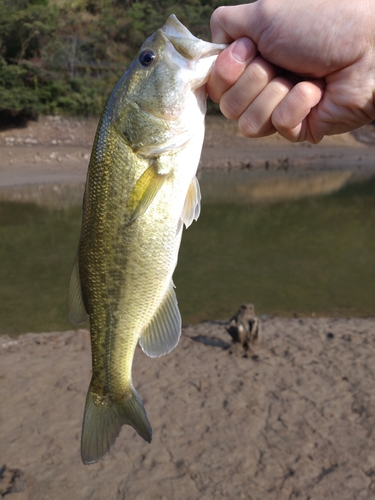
[139,284,182,358]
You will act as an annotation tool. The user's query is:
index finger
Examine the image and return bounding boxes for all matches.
[210,4,260,44]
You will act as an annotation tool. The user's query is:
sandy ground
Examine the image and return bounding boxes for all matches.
[1,117,375,499]
[2,319,375,500]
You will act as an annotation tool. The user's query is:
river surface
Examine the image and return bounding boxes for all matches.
[1,172,375,336]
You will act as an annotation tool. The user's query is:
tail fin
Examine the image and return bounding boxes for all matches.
[81,383,152,465]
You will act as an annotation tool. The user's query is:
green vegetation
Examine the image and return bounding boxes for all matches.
[0,0,249,124]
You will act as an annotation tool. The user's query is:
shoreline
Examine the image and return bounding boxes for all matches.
[1,116,375,189]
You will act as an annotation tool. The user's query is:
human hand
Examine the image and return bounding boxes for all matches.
[207,0,375,143]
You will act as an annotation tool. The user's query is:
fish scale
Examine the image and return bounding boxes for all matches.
[67,14,227,464]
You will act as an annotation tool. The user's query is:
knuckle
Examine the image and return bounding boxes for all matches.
[272,77,294,96]
[220,83,258,120]
[238,114,261,137]
[293,82,319,105]
[247,58,277,85]
[272,104,290,129]
[220,97,242,120]
[211,5,226,19]
[210,6,227,29]
[215,60,236,87]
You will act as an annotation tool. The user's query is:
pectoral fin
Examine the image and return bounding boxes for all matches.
[139,283,182,357]
[127,163,169,224]
[66,254,88,324]
[181,176,201,228]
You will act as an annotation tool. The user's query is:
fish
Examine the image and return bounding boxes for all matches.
[67,14,227,465]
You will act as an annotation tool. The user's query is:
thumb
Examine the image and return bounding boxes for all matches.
[210,4,260,44]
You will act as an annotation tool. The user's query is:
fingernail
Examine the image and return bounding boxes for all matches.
[231,38,254,63]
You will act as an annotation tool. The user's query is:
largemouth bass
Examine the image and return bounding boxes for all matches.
[67,15,226,465]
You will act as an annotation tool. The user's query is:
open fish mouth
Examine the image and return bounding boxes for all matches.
[161,14,227,61]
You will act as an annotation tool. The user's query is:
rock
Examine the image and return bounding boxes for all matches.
[226,303,261,352]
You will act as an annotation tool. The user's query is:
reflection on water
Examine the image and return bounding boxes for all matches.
[0,201,82,336]
[1,173,375,336]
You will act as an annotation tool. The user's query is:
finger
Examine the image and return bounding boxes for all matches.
[238,77,294,138]
[210,4,260,44]
[271,80,325,142]
[219,56,279,120]
[207,38,257,104]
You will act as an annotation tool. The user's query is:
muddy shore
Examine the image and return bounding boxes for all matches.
[2,318,375,500]
[0,116,375,189]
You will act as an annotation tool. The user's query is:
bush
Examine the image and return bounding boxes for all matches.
[0,0,251,124]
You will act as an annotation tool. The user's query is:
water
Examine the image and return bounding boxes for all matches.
[1,173,375,336]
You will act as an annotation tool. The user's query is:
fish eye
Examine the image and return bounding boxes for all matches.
[139,50,156,67]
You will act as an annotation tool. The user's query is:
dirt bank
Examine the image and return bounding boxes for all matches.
[0,116,374,189]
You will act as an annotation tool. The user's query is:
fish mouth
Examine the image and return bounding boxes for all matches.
[161,14,227,61]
